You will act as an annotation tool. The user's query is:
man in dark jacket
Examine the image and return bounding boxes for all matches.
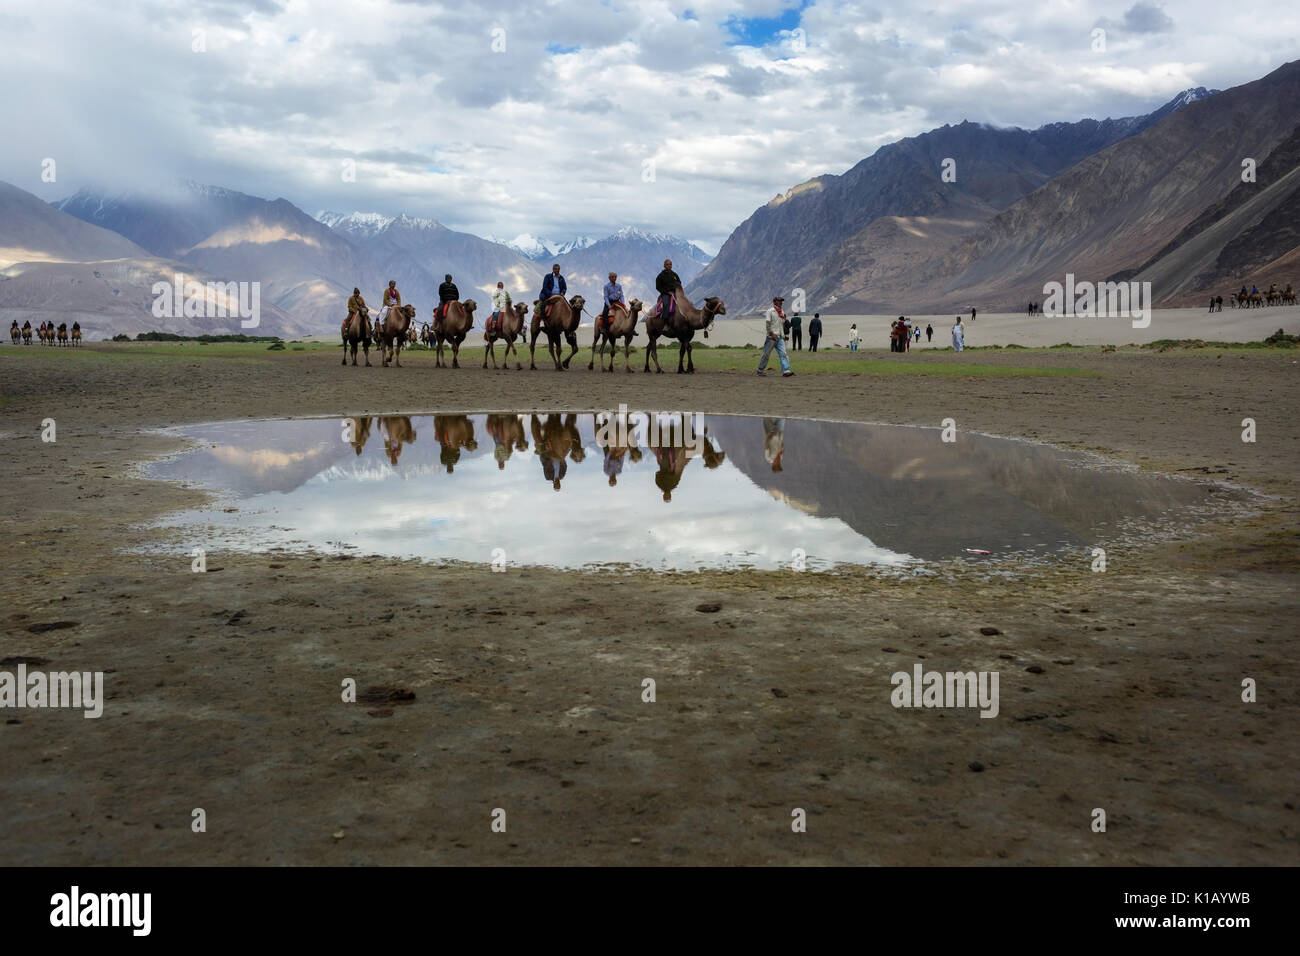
[790,312,803,350]
[436,274,459,324]
[538,265,567,323]
[655,259,681,321]
[808,313,823,352]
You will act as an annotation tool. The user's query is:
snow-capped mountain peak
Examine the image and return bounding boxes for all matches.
[316,210,442,237]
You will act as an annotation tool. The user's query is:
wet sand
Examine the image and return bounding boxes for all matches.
[1,343,1297,865]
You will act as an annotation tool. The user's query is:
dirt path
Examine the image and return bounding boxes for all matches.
[1,344,1296,864]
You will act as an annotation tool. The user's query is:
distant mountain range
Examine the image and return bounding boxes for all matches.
[4,60,1298,337]
[2,182,708,338]
[690,62,1300,313]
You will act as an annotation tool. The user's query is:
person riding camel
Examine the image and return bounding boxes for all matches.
[538,264,566,323]
[488,281,511,337]
[655,259,682,321]
[378,280,401,332]
[601,271,625,330]
[436,274,459,326]
[345,287,370,336]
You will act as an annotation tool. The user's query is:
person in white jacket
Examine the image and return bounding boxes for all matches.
[849,324,860,352]
[951,316,965,352]
[489,282,511,334]
[756,296,794,376]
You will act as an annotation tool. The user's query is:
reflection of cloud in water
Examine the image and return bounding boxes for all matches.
[144,413,1242,569]
[209,443,335,476]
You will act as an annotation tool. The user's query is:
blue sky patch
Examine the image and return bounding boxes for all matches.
[725,2,808,47]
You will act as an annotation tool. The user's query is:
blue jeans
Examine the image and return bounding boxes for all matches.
[850,340,859,351]
[757,335,790,373]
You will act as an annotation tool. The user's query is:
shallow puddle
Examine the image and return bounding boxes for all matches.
[142,411,1247,570]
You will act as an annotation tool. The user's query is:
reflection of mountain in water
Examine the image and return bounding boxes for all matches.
[708,418,1222,561]
[151,419,349,496]
[145,412,1238,568]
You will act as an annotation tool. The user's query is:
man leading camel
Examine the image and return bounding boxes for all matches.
[436,274,460,327]
[655,259,682,321]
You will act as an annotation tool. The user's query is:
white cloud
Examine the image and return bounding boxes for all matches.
[2,0,1296,247]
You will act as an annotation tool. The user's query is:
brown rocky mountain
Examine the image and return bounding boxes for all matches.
[687,87,1219,313]
[930,60,1300,312]
[1,180,148,266]
[0,181,294,338]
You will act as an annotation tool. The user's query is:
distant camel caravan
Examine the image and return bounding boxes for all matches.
[1234,283,1295,308]
[21,321,81,346]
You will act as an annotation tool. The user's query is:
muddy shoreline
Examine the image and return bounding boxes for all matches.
[2,344,1296,864]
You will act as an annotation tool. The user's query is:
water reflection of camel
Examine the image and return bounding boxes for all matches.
[379,416,417,466]
[532,413,585,490]
[347,416,373,456]
[433,415,478,473]
[593,411,643,486]
[649,414,725,502]
[485,414,529,470]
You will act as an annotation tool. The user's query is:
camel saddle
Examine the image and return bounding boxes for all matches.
[602,302,627,327]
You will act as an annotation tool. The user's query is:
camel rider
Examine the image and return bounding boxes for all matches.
[655,259,681,320]
[346,287,369,334]
[436,274,460,326]
[538,264,566,322]
[601,272,625,330]
[378,280,401,331]
[488,280,509,335]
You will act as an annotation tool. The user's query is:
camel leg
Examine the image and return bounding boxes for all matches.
[452,341,460,369]
[342,339,348,365]
[562,332,578,369]
[363,341,371,367]
[588,330,599,371]
[624,340,633,373]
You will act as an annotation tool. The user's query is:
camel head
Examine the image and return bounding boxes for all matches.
[628,298,644,318]
[462,298,478,316]
[703,296,726,319]
[570,295,586,314]
[399,304,416,320]
[513,302,528,321]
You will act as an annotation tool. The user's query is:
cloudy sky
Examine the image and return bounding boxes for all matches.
[3,0,1296,251]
